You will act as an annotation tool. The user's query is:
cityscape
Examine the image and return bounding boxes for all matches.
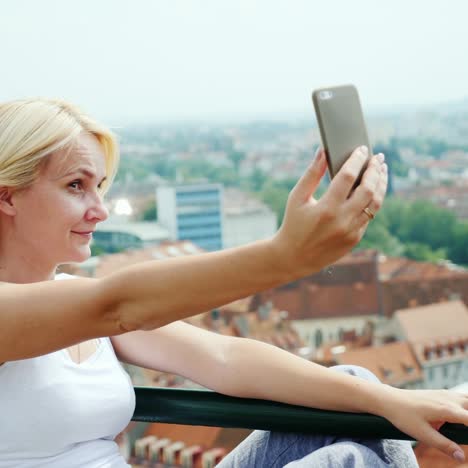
[3,2,468,466]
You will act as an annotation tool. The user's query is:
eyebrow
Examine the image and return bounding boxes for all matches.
[63,168,107,184]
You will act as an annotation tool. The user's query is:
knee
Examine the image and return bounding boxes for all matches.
[329,364,381,383]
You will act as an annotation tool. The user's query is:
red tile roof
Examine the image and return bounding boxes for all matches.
[395,301,468,364]
[252,250,382,320]
[379,255,467,282]
[94,241,205,277]
[144,423,251,452]
[395,301,468,344]
[336,341,423,386]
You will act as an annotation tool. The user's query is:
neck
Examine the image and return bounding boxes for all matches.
[0,221,59,283]
[0,268,56,284]
[0,247,57,284]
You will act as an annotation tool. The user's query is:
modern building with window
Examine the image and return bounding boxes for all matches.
[157,183,224,251]
[94,221,170,252]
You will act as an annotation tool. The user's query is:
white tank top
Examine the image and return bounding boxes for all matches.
[0,274,136,467]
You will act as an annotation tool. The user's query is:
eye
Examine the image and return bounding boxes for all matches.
[69,179,83,191]
[69,178,105,193]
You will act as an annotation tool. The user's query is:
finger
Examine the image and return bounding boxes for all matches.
[353,161,388,229]
[417,422,465,462]
[324,145,370,204]
[345,154,383,217]
[290,146,327,204]
[430,421,444,431]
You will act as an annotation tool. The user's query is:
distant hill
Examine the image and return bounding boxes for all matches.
[438,96,468,114]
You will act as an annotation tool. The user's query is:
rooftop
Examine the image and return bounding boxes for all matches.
[96,220,170,242]
[223,187,275,216]
[395,301,468,364]
[94,241,205,277]
[395,300,468,343]
[336,341,423,387]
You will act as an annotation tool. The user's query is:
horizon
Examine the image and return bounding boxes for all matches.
[2,0,468,125]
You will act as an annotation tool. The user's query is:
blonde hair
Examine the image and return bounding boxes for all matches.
[0,98,119,194]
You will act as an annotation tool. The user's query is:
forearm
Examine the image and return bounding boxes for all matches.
[217,337,392,416]
[102,238,302,333]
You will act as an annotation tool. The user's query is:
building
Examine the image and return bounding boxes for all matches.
[157,183,224,251]
[336,341,424,389]
[394,301,468,389]
[251,250,468,349]
[251,250,383,348]
[222,187,277,248]
[376,254,468,318]
[130,429,246,467]
[94,221,170,252]
[60,240,205,278]
[398,182,468,221]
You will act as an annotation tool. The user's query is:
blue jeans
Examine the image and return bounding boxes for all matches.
[216,365,419,468]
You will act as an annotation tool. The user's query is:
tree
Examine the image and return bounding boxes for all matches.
[90,243,107,257]
[140,199,158,221]
[259,181,289,226]
[404,242,447,262]
[374,138,408,195]
[359,221,405,257]
[375,197,408,234]
[397,200,457,251]
[228,151,245,172]
[249,168,268,192]
[449,222,468,266]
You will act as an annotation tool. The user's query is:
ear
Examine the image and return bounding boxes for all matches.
[0,186,18,217]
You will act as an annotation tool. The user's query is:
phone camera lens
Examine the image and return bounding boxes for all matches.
[319,90,333,100]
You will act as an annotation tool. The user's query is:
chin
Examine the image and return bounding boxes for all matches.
[66,247,92,264]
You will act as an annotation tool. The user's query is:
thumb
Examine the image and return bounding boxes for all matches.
[291,147,327,203]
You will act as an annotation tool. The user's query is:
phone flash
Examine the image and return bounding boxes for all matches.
[319,90,333,100]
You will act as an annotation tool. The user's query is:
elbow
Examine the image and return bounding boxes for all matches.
[97,275,163,335]
[213,336,252,397]
[95,276,141,335]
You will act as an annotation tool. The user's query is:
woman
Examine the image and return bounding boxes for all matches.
[0,98,466,467]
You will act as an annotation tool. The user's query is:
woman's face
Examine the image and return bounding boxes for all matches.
[10,132,109,266]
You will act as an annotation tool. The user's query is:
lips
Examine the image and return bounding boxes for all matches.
[71,231,94,239]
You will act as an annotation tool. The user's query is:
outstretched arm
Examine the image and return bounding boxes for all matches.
[112,321,388,414]
[113,318,468,463]
[0,147,383,362]
[102,146,383,333]
[219,337,468,463]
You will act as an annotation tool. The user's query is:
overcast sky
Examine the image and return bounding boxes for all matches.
[2,0,468,124]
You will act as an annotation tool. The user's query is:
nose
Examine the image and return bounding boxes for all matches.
[85,194,109,223]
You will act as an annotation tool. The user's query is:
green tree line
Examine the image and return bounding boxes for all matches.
[358,198,468,265]
[123,142,466,266]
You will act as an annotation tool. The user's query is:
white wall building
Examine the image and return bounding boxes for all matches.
[394,301,468,389]
[222,187,277,249]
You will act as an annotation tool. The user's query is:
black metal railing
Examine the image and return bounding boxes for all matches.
[132,387,468,444]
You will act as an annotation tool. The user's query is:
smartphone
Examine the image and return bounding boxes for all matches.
[312,84,372,188]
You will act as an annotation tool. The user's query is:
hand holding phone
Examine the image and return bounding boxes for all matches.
[312,84,372,189]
